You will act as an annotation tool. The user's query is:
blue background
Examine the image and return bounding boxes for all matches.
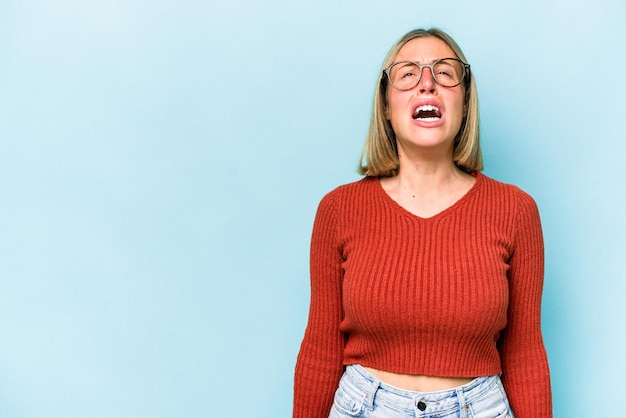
[1,0,624,416]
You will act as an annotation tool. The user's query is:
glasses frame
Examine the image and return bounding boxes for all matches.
[383,58,471,90]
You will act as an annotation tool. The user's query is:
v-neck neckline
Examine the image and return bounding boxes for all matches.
[373,172,483,221]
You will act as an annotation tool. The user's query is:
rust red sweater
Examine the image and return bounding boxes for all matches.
[294,173,551,417]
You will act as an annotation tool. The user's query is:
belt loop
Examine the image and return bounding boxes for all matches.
[363,378,380,410]
[456,387,468,418]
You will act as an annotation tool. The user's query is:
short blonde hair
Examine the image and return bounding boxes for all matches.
[359,28,483,177]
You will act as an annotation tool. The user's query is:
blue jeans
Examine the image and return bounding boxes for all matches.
[329,365,514,418]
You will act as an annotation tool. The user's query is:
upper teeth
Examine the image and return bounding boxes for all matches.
[416,105,439,113]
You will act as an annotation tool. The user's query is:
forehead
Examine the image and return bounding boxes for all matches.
[394,37,456,63]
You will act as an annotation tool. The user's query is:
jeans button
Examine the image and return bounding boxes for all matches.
[416,400,427,411]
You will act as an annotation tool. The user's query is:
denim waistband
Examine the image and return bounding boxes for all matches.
[344,364,502,415]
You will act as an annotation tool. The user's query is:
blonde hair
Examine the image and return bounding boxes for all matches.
[358,28,483,177]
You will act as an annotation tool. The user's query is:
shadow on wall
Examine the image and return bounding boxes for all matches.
[481,97,579,418]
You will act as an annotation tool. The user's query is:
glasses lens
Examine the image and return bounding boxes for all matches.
[388,62,420,90]
[433,59,465,87]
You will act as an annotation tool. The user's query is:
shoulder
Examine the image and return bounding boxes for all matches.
[318,176,377,207]
[477,173,541,228]
[477,173,538,208]
[312,177,376,234]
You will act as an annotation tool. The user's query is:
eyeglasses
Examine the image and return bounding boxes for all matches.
[383,58,470,90]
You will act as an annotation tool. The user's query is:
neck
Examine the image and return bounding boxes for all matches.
[395,145,464,189]
[396,162,464,193]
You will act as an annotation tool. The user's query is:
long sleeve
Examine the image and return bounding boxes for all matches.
[293,193,345,418]
[498,192,552,417]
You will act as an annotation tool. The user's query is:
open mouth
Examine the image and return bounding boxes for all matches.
[413,104,441,121]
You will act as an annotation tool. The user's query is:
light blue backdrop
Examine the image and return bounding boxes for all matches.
[1,0,624,416]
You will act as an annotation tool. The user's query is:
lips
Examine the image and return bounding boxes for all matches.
[413,104,441,121]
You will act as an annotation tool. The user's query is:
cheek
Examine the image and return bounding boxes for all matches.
[386,92,408,121]
[461,87,468,116]
[449,93,466,122]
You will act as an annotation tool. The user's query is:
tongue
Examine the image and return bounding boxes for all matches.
[414,110,440,119]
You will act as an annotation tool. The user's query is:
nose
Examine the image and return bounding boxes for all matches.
[418,66,436,93]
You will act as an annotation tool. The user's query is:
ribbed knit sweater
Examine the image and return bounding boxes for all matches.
[294,172,551,417]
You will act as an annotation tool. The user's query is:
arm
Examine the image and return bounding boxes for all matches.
[498,192,552,417]
[293,193,346,418]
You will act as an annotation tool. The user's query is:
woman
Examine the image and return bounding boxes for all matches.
[294,28,552,417]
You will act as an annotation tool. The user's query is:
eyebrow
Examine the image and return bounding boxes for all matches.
[395,61,420,66]
[392,58,454,66]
